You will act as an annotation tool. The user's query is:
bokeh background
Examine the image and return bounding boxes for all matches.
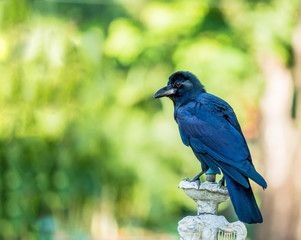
[1,0,301,239]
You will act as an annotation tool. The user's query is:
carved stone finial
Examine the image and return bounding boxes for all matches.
[178,181,247,240]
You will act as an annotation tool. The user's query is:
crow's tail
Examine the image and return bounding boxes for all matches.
[224,172,263,224]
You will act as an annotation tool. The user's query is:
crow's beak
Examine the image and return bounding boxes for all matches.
[154,85,177,98]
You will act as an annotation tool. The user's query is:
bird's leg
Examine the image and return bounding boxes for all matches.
[183,170,205,188]
[184,170,205,181]
[218,175,225,187]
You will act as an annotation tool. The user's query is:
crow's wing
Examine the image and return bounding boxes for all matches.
[176,93,267,189]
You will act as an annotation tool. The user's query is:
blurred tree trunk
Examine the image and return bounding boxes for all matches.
[257,13,301,240]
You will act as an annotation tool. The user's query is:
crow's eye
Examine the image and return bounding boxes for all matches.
[175,82,182,88]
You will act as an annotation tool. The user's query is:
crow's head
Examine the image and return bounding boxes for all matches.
[154,71,205,101]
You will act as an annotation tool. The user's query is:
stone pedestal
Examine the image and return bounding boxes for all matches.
[177,181,247,240]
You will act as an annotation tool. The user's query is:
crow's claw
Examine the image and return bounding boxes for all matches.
[183,177,193,182]
[183,170,206,188]
[183,177,201,188]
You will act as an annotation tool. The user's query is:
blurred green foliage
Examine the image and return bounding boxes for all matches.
[0,0,298,239]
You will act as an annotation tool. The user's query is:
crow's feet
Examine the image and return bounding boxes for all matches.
[183,177,201,188]
[183,170,205,188]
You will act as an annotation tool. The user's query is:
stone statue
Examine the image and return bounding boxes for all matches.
[177,174,247,240]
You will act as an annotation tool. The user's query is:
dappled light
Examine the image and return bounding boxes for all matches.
[1,0,301,239]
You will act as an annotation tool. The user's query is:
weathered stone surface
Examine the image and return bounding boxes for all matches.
[178,215,247,240]
[178,181,229,215]
[178,181,247,240]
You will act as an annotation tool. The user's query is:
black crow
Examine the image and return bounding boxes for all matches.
[154,71,267,224]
